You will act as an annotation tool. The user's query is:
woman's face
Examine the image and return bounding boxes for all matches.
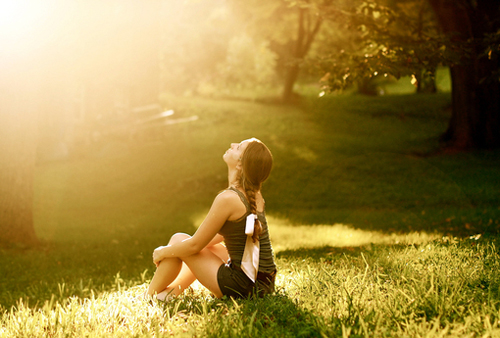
[223,139,251,168]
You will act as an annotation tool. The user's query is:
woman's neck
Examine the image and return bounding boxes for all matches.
[227,167,239,188]
[227,169,262,197]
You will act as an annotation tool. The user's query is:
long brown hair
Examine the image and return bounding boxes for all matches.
[237,139,273,243]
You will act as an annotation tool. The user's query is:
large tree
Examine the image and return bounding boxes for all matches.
[229,0,341,102]
[281,1,330,102]
[428,0,500,149]
[318,0,500,149]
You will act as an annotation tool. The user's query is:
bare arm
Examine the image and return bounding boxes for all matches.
[153,192,237,264]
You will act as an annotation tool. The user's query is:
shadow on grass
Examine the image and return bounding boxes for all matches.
[167,292,338,337]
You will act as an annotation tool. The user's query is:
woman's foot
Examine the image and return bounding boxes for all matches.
[140,288,175,302]
[155,289,175,302]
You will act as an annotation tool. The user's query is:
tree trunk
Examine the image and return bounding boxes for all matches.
[429,0,500,148]
[441,63,500,148]
[282,7,323,103]
[0,47,42,247]
[0,77,39,247]
[283,63,301,103]
[357,78,378,96]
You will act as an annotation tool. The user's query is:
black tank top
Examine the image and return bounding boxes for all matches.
[218,187,276,274]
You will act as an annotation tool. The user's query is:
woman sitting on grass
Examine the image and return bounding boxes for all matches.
[146,138,276,300]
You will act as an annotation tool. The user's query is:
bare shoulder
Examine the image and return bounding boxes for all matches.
[214,189,242,206]
[215,189,247,220]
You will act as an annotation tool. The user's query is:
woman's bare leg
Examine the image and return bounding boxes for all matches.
[180,247,226,298]
[155,243,229,300]
[146,233,229,299]
[146,257,183,297]
[146,233,190,298]
[208,243,230,262]
[155,262,196,300]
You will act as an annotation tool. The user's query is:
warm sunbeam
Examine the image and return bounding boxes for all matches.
[266,216,440,253]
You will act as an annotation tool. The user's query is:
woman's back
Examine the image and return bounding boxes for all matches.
[218,187,276,274]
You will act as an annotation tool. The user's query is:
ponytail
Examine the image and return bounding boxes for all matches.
[242,179,262,243]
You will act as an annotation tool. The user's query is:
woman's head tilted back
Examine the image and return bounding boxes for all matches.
[239,138,273,191]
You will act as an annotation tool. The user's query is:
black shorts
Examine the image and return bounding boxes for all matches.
[217,263,276,298]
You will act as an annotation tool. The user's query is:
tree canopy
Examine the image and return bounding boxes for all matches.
[317,0,500,149]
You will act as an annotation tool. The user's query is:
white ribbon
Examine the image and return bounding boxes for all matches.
[240,213,260,282]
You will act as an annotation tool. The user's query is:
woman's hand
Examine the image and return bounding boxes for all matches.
[153,246,167,267]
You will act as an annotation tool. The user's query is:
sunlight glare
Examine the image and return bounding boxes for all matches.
[411,74,418,86]
[0,0,52,60]
[0,1,46,34]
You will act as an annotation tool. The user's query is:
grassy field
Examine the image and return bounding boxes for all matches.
[1,89,500,337]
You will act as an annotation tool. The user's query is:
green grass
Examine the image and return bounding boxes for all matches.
[1,89,500,337]
[2,235,500,337]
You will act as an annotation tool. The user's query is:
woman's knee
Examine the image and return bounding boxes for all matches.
[168,233,191,245]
